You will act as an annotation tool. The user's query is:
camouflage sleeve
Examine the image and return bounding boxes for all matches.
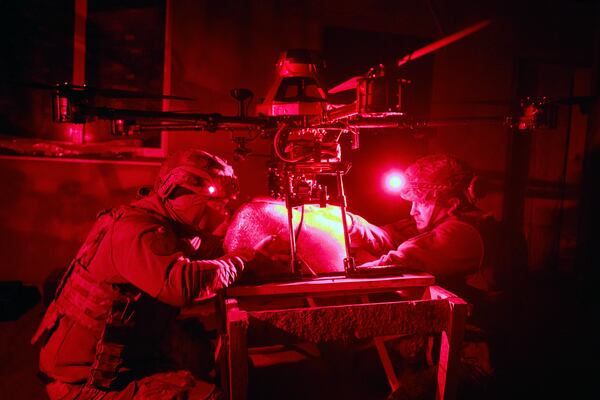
[366,219,484,276]
[381,218,420,245]
[347,212,394,255]
[110,216,253,307]
[154,251,253,306]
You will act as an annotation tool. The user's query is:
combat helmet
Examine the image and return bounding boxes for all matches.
[155,149,239,200]
[400,154,481,204]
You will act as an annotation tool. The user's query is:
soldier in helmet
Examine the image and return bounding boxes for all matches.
[32,149,278,400]
[350,154,527,398]
[353,153,523,307]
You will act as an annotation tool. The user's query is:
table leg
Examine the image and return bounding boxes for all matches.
[435,296,467,400]
[226,299,249,400]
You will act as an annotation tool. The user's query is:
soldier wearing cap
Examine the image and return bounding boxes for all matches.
[32,149,276,400]
[350,154,527,398]
[352,154,520,304]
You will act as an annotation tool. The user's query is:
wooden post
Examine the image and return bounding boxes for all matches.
[359,294,401,392]
[226,299,249,400]
[73,0,87,86]
[435,296,467,400]
[160,0,173,156]
[374,337,400,392]
[70,0,87,144]
[215,292,229,399]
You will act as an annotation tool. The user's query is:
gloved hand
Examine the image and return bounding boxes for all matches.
[357,258,383,268]
[212,257,243,289]
[254,232,290,261]
[234,233,295,283]
[211,234,283,289]
[226,234,282,261]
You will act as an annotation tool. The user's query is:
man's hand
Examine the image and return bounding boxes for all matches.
[215,260,240,288]
[253,233,290,262]
[224,234,280,264]
[219,233,288,270]
[357,258,383,268]
[222,234,291,284]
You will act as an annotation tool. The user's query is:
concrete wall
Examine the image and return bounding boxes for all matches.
[0,156,160,288]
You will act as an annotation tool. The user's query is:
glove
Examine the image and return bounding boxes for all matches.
[211,235,281,290]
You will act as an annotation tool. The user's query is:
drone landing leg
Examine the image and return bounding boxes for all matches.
[336,172,356,274]
[285,194,301,277]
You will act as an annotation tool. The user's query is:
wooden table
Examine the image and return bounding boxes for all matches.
[217,273,467,400]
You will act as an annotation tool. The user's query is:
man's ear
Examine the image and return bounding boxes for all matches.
[447,197,460,215]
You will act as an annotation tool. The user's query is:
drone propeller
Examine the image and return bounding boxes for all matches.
[18,81,194,101]
[327,76,361,95]
[396,19,490,67]
[328,19,492,94]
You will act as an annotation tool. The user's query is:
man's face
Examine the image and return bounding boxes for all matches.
[410,199,450,231]
[199,198,231,235]
[167,194,230,233]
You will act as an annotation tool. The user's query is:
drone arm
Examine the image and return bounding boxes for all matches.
[78,105,274,131]
[328,77,361,94]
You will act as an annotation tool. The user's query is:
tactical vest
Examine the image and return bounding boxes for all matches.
[32,206,143,390]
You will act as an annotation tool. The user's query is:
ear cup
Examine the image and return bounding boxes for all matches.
[157,172,177,199]
[157,168,204,199]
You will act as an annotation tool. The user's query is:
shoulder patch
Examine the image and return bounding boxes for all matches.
[148,225,178,256]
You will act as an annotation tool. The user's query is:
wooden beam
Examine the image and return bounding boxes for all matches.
[227,273,435,298]
[246,299,449,346]
[374,337,400,391]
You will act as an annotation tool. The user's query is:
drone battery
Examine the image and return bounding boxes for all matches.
[356,77,408,115]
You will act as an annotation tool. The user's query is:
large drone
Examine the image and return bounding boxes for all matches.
[34,19,577,277]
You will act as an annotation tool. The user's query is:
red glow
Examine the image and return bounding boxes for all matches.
[383,171,405,193]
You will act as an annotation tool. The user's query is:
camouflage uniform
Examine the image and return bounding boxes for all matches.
[32,150,254,400]
[351,154,527,399]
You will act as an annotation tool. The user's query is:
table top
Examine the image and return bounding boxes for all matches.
[226,272,435,297]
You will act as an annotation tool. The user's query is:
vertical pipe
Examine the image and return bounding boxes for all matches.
[576,5,600,292]
[503,59,533,256]
[161,0,173,155]
[70,0,87,144]
[552,73,575,271]
[72,0,87,86]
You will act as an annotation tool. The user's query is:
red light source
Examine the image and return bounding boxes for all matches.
[383,171,405,194]
[208,185,216,195]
